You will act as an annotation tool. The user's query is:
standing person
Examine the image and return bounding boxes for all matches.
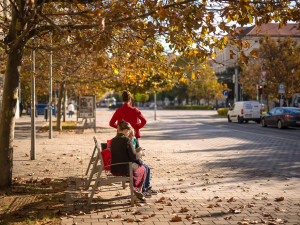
[109,91,147,148]
[68,102,75,118]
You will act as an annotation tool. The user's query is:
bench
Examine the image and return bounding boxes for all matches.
[85,136,134,206]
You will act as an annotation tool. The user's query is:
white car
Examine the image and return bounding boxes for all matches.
[227,101,262,123]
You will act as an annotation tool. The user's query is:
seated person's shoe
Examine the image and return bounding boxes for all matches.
[134,190,146,202]
[147,187,157,195]
[142,191,152,198]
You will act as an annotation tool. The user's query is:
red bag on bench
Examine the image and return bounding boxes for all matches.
[101,148,111,171]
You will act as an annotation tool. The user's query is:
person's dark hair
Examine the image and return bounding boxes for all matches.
[118,121,131,131]
[122,91,131,102]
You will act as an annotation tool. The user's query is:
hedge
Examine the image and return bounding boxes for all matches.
[162,105,212,110]
[217,108,229,116]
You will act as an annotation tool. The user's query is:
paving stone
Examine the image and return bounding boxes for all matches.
[13,110,300,225]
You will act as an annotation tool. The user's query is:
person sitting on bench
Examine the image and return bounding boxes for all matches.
[128,128,157,197]
[110,121,146,202]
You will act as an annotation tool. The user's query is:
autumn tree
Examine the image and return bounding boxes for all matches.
[188,63,226,105]
[1,0,300,188]
[240,36,300,110]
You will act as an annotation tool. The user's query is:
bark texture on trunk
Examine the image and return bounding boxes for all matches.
[56,82,65,132]
[0,48,23,187]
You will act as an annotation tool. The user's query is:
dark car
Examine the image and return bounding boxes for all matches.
[109,102,123,110]
[261,107,300,129]
[27,104,56,116]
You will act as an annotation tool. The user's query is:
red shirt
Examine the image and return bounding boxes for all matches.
[109,103,147,138]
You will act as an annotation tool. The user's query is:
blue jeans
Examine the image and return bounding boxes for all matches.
[142,163,151,191]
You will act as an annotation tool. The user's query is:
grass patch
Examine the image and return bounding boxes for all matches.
[162,105,212,110]
[39,121,77,132]
[0,178,69,225]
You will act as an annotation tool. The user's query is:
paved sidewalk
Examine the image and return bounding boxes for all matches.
[13,109,300,225]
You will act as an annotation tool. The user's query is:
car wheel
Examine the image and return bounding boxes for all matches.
[237,116,243,123]
[277,120,285,129]
[261,119,267,127]
[228,115,232,123]
[244,120,249,123]
[256,119,261,124]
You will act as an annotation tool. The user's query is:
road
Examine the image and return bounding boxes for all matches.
[140,109,300,178]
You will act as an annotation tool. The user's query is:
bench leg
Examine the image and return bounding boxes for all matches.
[85,145,97,175]
[129,163,134,206]
[87,168,102,206]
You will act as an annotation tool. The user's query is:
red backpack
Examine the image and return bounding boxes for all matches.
[101,148,111,171]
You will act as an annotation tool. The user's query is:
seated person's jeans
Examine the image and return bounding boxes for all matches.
[142,163,151,191]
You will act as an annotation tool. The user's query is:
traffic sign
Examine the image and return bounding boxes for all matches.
[261,70,267,79]
[278,83,285,94]
[222,90,229,96]
[259,78,265,84]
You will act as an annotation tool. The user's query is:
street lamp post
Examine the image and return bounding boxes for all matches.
[49,32,53,139]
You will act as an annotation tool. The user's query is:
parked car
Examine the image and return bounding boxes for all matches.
[109,102,123,110]
[27,104,56,116]
[227,101,262,123]
[261,107,300,129]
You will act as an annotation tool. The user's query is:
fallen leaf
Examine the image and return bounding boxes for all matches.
[156,197,165,203]
[228,197,236,202]
[150,213,156,217]
[180,207,189,213]
[275,197,284,201]
[171,216,182,222]
[143,216,149,219]
[133,210,142,215]
[41,178,51,185]
[180,190,187,193]
[224,216,232,220]
[167,202,172,206]
[125,218,134,222]
[124,207,131,212]
[135,219,144,222]
[207,204,214,208]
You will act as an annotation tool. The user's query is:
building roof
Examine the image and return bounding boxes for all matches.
[237,23,300,38]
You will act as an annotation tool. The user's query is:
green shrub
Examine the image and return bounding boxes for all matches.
[217,108,229,116]
[162,105,212,110]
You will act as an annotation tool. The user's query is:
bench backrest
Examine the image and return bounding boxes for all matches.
[93,136,105,171]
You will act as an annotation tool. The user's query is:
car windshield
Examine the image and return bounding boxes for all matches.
[287,108,300,113]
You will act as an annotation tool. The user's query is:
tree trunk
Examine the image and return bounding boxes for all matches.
[56,82,65,132]
[0,47,24,187]
[63,89,67,122]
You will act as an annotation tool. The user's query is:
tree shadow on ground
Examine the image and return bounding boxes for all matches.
[0,178,69,225]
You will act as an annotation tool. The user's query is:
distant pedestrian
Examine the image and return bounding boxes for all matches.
[68,102,75,118]
[109,90,146,148]
[19,101,24,117]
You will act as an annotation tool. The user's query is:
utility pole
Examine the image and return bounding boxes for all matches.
[49,32,53,139]
[234,64,239,103]
[154,92,157,121]
[31,40,36,160]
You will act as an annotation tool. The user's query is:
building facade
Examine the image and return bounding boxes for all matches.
[213,23,300,73]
